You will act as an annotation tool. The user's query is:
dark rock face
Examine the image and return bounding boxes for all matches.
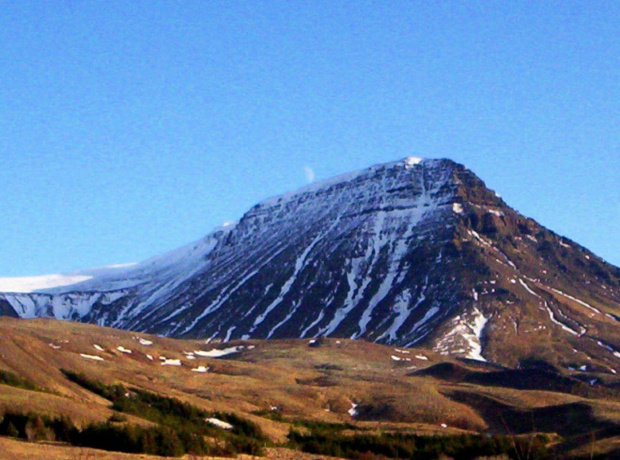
[1,158,619,371]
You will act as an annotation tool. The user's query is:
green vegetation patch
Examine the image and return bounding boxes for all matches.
[0,410,207,457]
[0,369,44,392]
[60,369,266,456]
[288,428,552,460]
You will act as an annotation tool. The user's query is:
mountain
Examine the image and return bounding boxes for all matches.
[1,157,619,371]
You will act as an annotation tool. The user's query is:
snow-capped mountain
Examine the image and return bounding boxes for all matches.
[1,158,619,371]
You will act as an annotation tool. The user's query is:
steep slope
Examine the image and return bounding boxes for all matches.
[1,157,619,372]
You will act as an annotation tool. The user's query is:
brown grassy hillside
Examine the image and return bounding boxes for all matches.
[1,317,619,459]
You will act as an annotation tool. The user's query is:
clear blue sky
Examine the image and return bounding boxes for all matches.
[1,1,618,277]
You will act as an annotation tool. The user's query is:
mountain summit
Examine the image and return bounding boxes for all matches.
[1,158,619,370]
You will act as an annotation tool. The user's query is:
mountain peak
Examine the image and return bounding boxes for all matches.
[403,156,424,166]
[1,158,619,371]
[257,156,449,209]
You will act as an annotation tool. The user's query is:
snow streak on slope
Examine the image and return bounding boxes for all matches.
[378,276,428,343]
[258,218,341,338]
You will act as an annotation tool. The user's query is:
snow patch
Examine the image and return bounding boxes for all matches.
[206,418,233,430]
[192,366,209,373]
[0,274,93,293]
[404,156,423,166]
[194,346,244,358]
[80,354,104,361]
[435,308,488,361]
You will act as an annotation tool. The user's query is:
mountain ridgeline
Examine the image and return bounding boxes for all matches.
[2,158,619,370]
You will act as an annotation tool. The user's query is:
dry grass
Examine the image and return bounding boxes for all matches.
[0,437,339,460]
[1,317,620,458]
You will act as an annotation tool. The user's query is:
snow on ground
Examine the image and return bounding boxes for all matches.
[543,303,580,336]
[194,346,244,358]
[259,223,338,338]
[434,308,488,361]
[192,366,209,373]
[117,346,132,354]
[80,354,104,361]
[415,355,428,361]
[403,306,439,347]
[93,344,105,351]
[138,338,153,346]
[518,279,540,298]
[161,359,182,366]
[146,354,154,361]
[206,418,233,430]
[404,156,423,166]
[0,274,93,293]
[259,157,426,208]
[348,403,358,417]
[551,288,602,315]
[49,343,61,350]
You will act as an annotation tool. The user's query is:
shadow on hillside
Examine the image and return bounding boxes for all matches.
[446,390,620,456]
[412,362,617,398]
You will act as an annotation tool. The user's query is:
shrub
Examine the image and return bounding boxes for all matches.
[108,412,128,423]
[0,369,43,392]
[287,427,551,459]
[60,369,266,456]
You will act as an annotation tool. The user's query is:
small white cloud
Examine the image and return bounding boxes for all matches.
[304,166,315,183]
